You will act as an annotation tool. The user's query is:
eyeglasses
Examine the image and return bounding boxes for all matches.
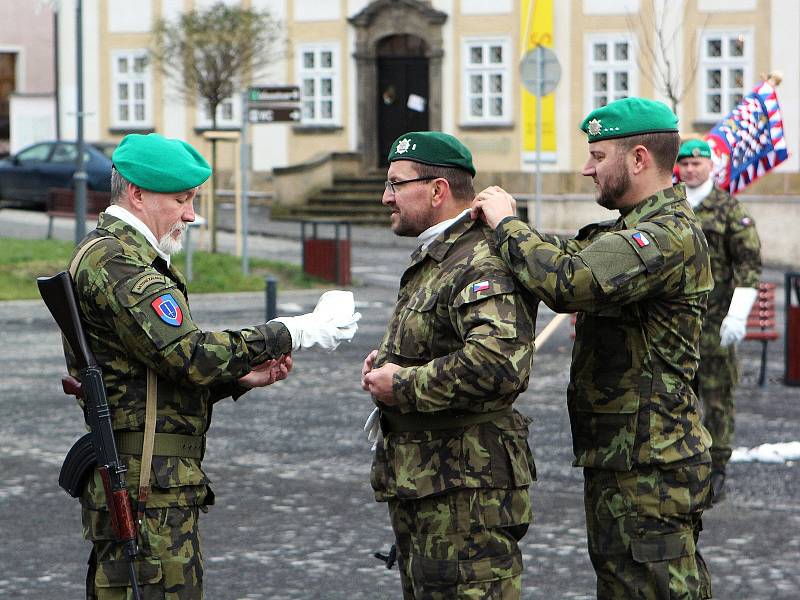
[384,176,436,195]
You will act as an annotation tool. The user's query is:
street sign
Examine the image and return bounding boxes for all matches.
[248,85,301,103]
[520,46,561,97]
[247,85,301,124]
[248,106,302,124]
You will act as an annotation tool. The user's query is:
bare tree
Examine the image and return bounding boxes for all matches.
[627,1,709,113]
[150,2,283,252]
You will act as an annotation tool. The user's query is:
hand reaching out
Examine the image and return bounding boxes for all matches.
[238,354,293,389]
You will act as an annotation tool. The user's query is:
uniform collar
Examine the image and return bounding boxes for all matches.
[105,204,171,266]
[621,185,687,229]
[408,211,475,267]
[97,212,188,288]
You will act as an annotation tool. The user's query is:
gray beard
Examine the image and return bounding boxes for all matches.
[157,223,186,255]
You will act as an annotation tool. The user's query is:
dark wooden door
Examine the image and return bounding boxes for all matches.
[377,57,429,166]
[0,53,16,140]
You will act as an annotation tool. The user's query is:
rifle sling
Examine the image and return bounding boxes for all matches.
[136,369,158,521]
[68,237,162,519]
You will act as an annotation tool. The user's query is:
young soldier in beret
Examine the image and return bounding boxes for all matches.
[473,98,714,598]
[677,138,762,503]
[361,131,537,598]
[67,133,359,598]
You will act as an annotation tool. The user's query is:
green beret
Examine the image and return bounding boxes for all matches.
[580,97,678,142]
[677,139,712,160]
[387,131,475,177]
[112,133,211,193]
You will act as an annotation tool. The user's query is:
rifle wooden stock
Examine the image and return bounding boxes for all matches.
[37,272,142,600]
[37,272,96,369]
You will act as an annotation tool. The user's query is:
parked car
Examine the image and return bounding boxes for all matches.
[0,140,115,209]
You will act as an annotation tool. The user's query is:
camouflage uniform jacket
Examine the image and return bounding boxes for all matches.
[67,213,292,509]
[693,186,761,343]
[370,215,538,502]
[495,186,713,471]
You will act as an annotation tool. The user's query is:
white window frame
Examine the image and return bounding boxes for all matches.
[195,96,241,129]
[296,43,341,126]
[461,37,512,125]
[584,33,637,115]
[111,49,152,128]
[698,30,753,121]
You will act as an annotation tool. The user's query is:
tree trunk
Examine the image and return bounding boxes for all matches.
[210,105,219,253]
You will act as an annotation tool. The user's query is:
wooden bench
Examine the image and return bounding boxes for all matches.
[46,187,111,239]
[745,282,780,387]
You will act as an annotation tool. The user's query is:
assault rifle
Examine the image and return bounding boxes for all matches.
[38,272,142,599]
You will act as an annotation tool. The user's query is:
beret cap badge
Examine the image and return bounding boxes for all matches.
[587,119,603,136]
[396,138,412,154]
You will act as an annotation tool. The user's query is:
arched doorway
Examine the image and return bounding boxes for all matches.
[376,35,429,166]
[350,0,447,169]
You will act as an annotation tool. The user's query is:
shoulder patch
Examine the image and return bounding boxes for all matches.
[151,293,183,327]
[131,273,168,295]
[631,231,650,247]
[455,275,515,307]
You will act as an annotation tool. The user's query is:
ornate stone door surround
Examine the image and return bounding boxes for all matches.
[349,0,447,169]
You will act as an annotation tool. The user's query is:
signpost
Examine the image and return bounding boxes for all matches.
[239,85,303,274]
[246,85,301,123]
[248,106,301,124]
[519,46,561,229]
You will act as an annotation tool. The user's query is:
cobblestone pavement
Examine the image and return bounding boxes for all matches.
[1,207,798,598]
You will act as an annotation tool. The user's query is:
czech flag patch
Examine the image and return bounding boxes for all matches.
[631,232,650,247]
[472,281,490,293]
[151,293,183,327]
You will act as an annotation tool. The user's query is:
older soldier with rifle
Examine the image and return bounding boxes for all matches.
[39,133,359,598]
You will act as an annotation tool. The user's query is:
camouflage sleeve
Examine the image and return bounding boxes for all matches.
[496,217,685,312]
[501,217,589,254]
[391,263,535,414]
[87,254,292,388]
[727,201,762,288]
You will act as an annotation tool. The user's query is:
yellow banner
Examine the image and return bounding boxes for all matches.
[521,0,556,158]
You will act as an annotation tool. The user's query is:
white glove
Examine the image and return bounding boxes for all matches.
[719,286,758,347]
[271,290,361,351]
[364,407,382,451]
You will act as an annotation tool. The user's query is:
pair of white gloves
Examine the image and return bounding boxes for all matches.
[271,290,361,351]
[719,287,758,347]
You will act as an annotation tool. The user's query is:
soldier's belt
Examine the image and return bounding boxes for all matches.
[116,432,205,459]
[381,407,513,433]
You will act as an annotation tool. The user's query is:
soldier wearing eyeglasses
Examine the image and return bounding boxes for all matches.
[361,131,538,599]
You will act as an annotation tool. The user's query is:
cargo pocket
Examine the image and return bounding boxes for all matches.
[492,415,536,488]
[393,433,463,499]
[94,557,163,593]
[370,438,395,498]
[410,549,522,596]
[631,531,696,598]
[388,289,438,359]
[570,386,639,471]
[147,456,211,508]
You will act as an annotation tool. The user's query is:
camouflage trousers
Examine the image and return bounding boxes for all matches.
[83,505,204,599]
[387,487,531,599]
[583,464,712,599]
[694,345,739,470]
